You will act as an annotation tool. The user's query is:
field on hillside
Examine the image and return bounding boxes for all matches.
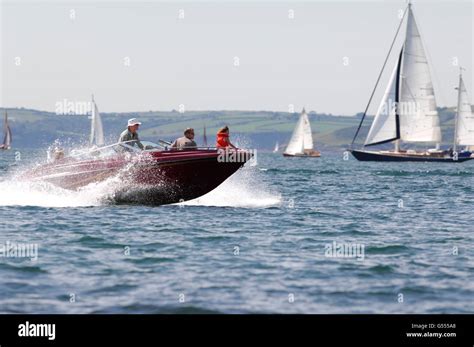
[0,107,462,150]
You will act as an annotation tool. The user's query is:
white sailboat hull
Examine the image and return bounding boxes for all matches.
[283,149,321,157]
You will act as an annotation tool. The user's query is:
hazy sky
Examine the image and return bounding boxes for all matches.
[0,0,472,115]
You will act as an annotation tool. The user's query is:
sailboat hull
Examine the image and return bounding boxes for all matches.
[349,149,473,163]
[283,150,321,158]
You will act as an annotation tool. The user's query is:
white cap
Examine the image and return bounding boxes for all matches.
[128,118,142,127]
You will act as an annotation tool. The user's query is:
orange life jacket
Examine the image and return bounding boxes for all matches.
[216,132,229,148]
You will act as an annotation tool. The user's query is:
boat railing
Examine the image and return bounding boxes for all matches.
[66,140,243,160]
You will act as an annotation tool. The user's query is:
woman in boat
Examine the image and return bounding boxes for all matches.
[216,126,237,149]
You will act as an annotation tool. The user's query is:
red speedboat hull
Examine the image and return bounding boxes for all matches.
[24,149,251,205]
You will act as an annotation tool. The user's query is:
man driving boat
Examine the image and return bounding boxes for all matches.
[171,128,197,149]
[119,118,144,150]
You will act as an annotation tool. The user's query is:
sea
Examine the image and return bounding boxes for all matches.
[0,149,473,313]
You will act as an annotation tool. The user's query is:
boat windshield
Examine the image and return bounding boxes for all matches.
[141,141,166,151]
[67,140,166,160]
[117,141,165,152]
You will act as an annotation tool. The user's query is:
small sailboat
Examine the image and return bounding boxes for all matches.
[349,2,472,162]
[0,110,12,150]
[283,108,320,157]
[453,68,474,157]
[273,141,279,153]
[89,95,105,147]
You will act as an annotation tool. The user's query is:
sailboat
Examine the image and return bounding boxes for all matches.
[453,68,474,157]
[283,108,320,157]
[89,95,105,147]
[349,2,473,162]
[203,124,208,147]
[273,141,279,153]
[0,111,12,150]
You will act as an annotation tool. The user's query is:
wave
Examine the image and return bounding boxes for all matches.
[0,172,122,208]
[91,304,224,314]
[367,264,396,274]
[374,169,473,177]
[365,244,412,255]
[181,165,281,208]
[264,168,340,175]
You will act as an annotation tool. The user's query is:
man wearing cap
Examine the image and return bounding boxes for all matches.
[118,118,144,150]
[171,128,197,149]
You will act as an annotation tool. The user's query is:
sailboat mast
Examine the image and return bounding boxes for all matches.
[394,140,400,152]
[453,69,464,154]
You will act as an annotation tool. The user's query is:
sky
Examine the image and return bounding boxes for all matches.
[0,0,472,115]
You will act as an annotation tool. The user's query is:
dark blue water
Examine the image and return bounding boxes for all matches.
[0,150,473,313]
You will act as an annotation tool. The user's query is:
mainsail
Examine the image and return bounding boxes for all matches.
[455,72,474,147]
[90,96,105,146]
[2,111,12,149]
[284,109,314,155]
[398,5,441,143]
[273,141,279,153]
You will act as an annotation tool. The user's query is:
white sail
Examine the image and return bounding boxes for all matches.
[302,112,314,150]
[455,74,474,146]
[365,55,400,146]
[3,112,12,149]
[90,97,105,146]
[273,142,279,153]
[284,109,313,155]
[399,6,441,143]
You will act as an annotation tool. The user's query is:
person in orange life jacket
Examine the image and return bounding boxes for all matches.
[216,126,237,149]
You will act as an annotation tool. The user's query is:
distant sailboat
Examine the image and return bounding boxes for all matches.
[453,68,474,156]
[203,124,208,147]
[273,141,279,153]
[0,111,12,150]
[89,95,105,147]
[349,2,473,162]
[283,108,320,157]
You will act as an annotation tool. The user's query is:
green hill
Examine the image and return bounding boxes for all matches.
[0,107,464,151]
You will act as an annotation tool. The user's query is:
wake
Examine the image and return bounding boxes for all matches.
[0,162,280,209]
[181,165,281,208]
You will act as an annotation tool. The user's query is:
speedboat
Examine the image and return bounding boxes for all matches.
[22,141,253,205]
